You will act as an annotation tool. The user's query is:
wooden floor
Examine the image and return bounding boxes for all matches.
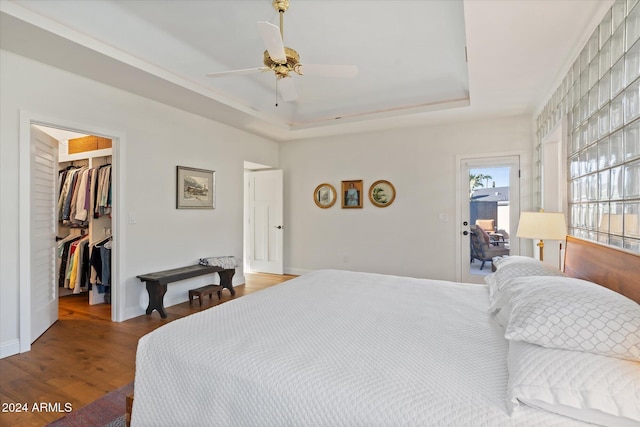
[0,273,295,427]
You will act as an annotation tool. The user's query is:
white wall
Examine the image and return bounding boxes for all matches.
[0,48,538,357]
[0,50,279,356]
[280,117,534,280]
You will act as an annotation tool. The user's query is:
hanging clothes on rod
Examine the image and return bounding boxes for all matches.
[90,235,112,294]
[65,234,90,293]
[58,166,84,222]
[94,164,112,218]
[57,164,112,227]
[57,233,89,293]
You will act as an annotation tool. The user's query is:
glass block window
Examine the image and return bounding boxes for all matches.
[536,0,640,252]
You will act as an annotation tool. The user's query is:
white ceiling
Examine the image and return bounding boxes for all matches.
[1,0,611,141]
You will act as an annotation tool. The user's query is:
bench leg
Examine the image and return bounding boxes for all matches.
[145,281,168,319]
[218,269,236,296]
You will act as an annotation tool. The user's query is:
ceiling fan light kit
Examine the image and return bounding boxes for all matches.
[206,0,357,104]
[263,47,301,79]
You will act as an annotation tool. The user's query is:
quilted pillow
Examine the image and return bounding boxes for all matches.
[485,258,564,305]
[493,255,541,269]
[502,276,640,361]
[507,340,640,426]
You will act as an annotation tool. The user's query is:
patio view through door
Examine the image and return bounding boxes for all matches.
[460,156,520,283]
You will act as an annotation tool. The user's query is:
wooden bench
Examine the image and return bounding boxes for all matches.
[137,265,235,318]
[189,284,223,306]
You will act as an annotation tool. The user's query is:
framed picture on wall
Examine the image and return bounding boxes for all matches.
[341,180,363,208]
[314,183,337,208]
[176,166,215,209]
[369,180,396,207]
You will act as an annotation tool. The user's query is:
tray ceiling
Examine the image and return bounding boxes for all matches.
[0,0,611,141]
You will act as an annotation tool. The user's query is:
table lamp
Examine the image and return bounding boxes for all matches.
[516,211,567,261]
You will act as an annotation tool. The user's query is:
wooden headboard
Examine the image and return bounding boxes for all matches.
[564,235,640,303]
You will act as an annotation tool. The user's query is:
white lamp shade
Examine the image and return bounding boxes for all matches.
[516,212,567,241]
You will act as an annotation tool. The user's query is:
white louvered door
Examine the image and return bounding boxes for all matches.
[30,125,59,342]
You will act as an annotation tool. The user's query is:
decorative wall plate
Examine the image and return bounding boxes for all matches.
[369,180,396,207]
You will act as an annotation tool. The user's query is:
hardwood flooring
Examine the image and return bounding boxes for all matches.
[0,273,296,427]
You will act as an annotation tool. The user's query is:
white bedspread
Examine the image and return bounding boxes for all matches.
[131,269,588,426]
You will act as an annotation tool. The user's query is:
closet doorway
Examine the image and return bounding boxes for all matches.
[19,112,122,353]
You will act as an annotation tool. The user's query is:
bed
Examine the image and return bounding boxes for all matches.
[131,236,640,426]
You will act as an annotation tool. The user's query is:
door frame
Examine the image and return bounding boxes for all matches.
[18,110,126,352]
[455,152,524,283]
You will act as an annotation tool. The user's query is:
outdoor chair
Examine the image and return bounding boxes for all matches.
[470,225,510,270]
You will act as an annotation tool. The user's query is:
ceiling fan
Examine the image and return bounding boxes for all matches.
[206,0,358,104]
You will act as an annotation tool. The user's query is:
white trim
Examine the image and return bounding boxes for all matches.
[18,111,126,353]
[0,339,20,359]
[18,112,32,353]
[541,116,568,212]
[59,148,113,163]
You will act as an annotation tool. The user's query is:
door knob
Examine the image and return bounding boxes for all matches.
[462,231,469,236]
[275,225,282,229]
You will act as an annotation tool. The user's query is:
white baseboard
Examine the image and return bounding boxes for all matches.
[0,338,20,359]
[122,306,146,322]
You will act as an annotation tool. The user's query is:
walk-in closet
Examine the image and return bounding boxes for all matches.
[45,127,114,307]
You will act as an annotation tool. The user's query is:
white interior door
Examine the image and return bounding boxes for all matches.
[459,155,520,283]
[248,169,284,274]
[30,125,59,342]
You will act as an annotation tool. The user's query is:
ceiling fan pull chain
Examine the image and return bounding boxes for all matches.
[275,77,279,107]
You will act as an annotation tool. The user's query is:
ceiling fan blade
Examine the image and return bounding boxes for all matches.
[206,67,269,78]
[257,21,286,63]
[297,64,358,78]
[277,77,298,102]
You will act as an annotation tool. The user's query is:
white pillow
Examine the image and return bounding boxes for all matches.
[484,273,500,305]
[493,300,512,328]
[485,258,564,308]
[494,261,564,293]
[493,255,541,269]
[507,340,640,426]
[502,276,640,361]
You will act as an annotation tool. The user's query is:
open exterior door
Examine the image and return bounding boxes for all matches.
[459,155,520,283]
[248,169,284,274]
[30,125,59,342]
